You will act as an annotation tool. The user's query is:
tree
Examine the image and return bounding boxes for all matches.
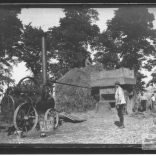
[47,8,100,77]
[94,7,156,92]
[15,24,45,78]
[93,31,120,70]
[15,24,59,82]
[0,8,23,92]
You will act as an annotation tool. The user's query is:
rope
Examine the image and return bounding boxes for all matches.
[50,80,91,89]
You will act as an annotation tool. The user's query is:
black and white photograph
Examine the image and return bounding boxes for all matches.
[0,3,156,153]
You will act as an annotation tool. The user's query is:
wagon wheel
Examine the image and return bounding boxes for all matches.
[1,95,15,122]
[13,102,38,134]
[44,108,59,129]
[17,76,39,95]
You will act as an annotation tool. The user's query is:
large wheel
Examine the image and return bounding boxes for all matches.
[44,108,59,129]
[17,76,39,95]
[13,102,38,134]
[1,95,15,122]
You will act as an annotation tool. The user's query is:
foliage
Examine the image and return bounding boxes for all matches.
[10,8,100,82]
[93,31,120,70]
[47,8,100,78]
[94,7,156,92]
[15,24,57,80]
[0,8,22,93]
[15,24,44,77]
[147,68,156,87]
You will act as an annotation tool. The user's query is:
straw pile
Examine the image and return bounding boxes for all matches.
[55,64,103,113]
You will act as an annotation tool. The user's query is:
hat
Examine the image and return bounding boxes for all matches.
[115,81,120,86]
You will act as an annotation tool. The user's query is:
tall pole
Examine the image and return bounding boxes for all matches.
[42,35,47,85]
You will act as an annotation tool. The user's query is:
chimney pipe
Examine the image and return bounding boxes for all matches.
[42,35,47,85]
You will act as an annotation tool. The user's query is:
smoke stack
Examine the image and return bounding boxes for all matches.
[42,35,47,85]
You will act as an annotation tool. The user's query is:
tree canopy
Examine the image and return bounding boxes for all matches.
[0,8,23,93]
[94,7,156,91]
[47,8,100,78]
[15,24,44,78]
[1,7,156,93]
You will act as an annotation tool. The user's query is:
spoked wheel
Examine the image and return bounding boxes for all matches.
[1,95,15,122]
[17,76,39,94]
[44,108,59,130]
[13,102,38,134]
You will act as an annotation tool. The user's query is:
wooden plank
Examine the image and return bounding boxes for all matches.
[91,68,135,81]
[99,100,115,103]
[91,77,136,87]
[100,88,115,94]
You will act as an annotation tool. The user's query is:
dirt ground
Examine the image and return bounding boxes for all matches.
[0,108,155,145]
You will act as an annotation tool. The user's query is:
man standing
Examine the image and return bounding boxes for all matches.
[139,92,147,112]
[115,81,126,129]
[151,93,155,111]
[85,56,92,67]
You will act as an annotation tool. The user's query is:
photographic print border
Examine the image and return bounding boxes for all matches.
[0,1,156,154]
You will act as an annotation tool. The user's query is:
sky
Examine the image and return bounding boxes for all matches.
[11,7,156,84]
[18,8,117,32]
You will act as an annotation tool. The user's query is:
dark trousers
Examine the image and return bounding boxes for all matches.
[140,100,146,112]
[116,104,125,126]
[151,101,155,110]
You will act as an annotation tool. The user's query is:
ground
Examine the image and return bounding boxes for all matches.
[0,109,155,145]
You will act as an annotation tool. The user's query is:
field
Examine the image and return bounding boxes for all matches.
[0,109,155,145]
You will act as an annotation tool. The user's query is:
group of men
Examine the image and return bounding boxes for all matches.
[138,92,156,112]
[114,81,156,129]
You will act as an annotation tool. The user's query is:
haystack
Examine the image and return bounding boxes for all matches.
[55,64,103,113]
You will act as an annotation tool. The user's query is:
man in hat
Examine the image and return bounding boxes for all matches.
[151,93,155,111]
[115,81,126,128]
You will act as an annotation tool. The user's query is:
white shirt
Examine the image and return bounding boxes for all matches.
[140,94,147,101]
[115,86,126,105]
[52,83,56,101]
[151,95,155,102]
